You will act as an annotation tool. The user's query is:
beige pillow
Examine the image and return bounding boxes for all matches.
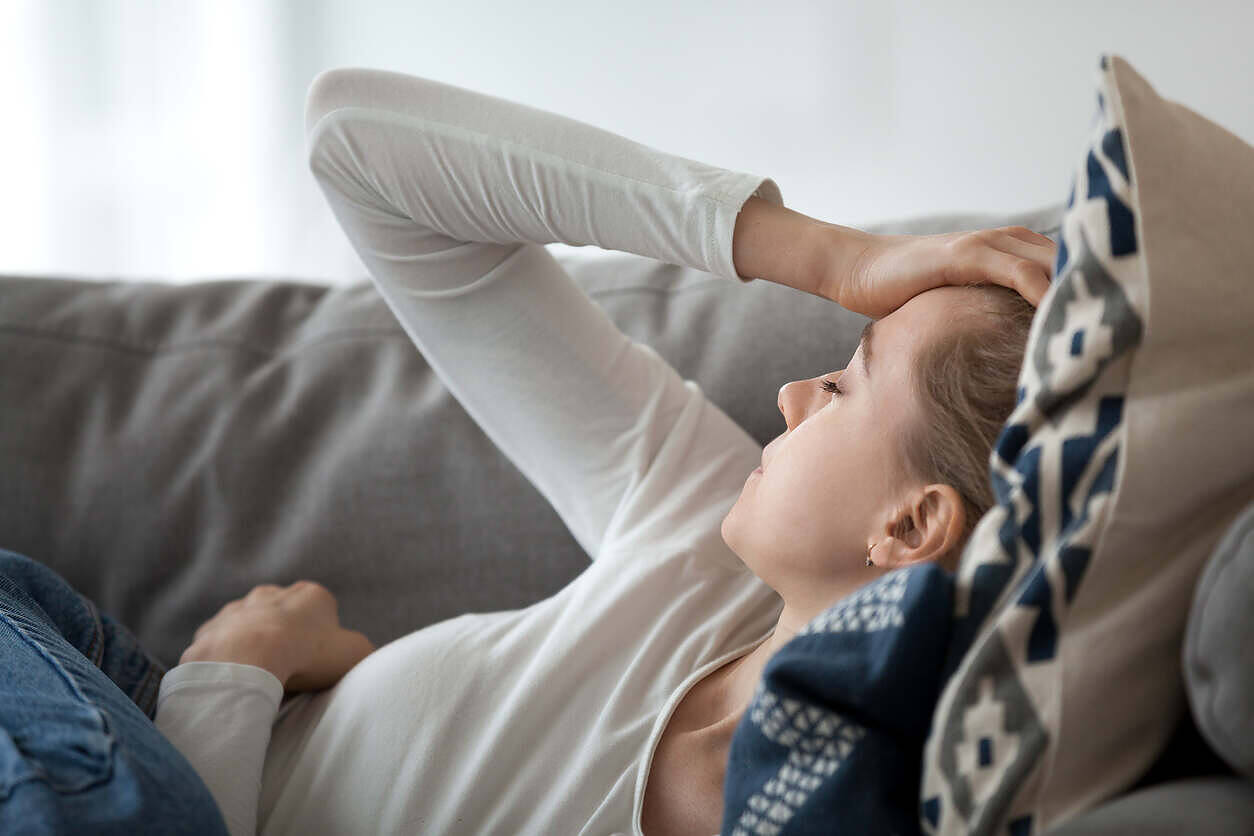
[919,53,1254,834]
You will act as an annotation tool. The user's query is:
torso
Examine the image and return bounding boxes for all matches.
[639,658,743,836]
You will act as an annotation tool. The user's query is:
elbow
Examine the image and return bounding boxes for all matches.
[304,66,372,140]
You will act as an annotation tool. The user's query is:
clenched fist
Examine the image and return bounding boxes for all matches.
[180,580,377,696]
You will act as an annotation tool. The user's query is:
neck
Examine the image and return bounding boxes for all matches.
[705,574,880,738]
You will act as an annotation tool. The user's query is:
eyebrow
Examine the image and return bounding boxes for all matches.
[858,320,875,378]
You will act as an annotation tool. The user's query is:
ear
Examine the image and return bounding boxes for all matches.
[872,484,966,570]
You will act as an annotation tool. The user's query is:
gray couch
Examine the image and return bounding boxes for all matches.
[1,201,1250,833]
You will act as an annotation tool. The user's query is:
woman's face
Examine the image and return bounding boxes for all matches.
[720,287,970,613]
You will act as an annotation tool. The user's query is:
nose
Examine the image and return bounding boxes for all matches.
[778,372,840,430]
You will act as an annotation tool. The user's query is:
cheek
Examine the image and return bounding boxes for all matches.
[759,437,880,525]
[752,465,835,542]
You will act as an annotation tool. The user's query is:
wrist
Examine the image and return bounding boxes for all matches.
[179,636,291,686]
[732,197,828,295]
[811,222,876,305]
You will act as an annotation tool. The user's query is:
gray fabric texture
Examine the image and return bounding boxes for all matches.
[1186,497,1254,779]
[1042,777,1254,836]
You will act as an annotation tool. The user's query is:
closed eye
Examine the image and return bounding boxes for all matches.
[820,378,843,397]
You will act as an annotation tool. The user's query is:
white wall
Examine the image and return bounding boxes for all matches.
[1,0,1250,284]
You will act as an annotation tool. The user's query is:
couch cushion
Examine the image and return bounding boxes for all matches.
[1185,498,1254,779]
[1041,777,1254,836]
[919,53,1254,834]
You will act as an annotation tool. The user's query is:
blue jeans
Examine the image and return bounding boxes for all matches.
[0,548,229,835]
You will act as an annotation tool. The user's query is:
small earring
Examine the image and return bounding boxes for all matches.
[865,544,875,567]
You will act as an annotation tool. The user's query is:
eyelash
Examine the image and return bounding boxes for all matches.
[820,378,844,397]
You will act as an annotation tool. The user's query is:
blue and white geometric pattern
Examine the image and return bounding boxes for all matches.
[919,53,1146,835]
[727,573,909,834]
[796,568,906,636]
[728,687,865,836]
[722,564,956,835]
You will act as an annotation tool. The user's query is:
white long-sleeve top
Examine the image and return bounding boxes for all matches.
[154,66,787,836]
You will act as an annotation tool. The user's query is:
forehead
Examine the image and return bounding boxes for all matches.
[862,289,968,374]
[878,288,968,342]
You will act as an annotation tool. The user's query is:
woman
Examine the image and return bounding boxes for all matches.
[0,67,1053,835]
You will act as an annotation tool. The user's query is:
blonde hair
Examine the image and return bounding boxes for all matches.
[896,285,1036,570]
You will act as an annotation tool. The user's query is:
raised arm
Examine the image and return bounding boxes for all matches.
[304,67,784,282]
[302,67,782,563]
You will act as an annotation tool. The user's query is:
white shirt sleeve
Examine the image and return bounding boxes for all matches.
[303,67,781,561]
[154,662,283,836]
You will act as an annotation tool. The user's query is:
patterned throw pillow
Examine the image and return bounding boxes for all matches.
[919,53,1254,834]
[721,564,955,836]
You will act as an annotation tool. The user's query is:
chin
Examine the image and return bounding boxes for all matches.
[720,509,754,571]
[720,511,741,554]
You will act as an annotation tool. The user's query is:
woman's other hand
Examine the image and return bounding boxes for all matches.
[180,581,377,696]
[822,226,1058,319]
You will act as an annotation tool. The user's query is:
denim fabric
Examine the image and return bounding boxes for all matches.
[0,548,228,835]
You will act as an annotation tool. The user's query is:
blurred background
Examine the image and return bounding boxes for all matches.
[1,0,1250,285]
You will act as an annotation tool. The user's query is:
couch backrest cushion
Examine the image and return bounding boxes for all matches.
[919,53,1254,834]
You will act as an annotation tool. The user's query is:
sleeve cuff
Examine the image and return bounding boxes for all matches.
[158,661,285,708]
[707,174,785,283]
